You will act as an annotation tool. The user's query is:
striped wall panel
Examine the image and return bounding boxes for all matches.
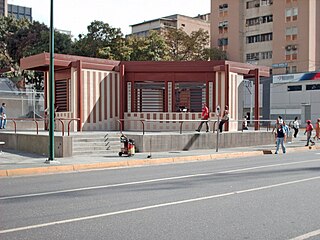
[80,69,120,131]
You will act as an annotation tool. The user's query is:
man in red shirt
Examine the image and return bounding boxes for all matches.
[305,120,315,146]
[196,103,209,132]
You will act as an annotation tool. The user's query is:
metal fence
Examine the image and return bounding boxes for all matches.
[0,90,45,119]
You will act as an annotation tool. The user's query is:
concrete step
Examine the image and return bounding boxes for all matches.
[72,149,120,156]
[72,132,122,155]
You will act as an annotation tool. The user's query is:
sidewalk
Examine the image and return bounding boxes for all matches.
[0,135,318,177]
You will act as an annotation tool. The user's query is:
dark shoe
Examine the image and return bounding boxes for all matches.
[195,130,200,132]
[275,152,278,154]
[305,144,309,146]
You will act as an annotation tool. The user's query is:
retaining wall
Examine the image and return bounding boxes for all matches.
[0,133,72,158]
[126,131,280,152]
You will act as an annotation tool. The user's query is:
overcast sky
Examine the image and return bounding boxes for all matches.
[8,0,210,38]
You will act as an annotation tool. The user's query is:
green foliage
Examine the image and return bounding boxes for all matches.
[204,47,228,60]
[164,28,210,61]
[125,31,169,61]
[71,21,124,60]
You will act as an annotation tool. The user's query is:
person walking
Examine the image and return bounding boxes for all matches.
[314,118,320,141]
[304,120,315,146]
[275,121,286,154]
[0,102,7,129]
[242,115,248,130]
[292,116,300,138]
[219,105,229,133]
[196,103,209,132]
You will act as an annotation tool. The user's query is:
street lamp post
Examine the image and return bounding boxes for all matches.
[46,0,55,162]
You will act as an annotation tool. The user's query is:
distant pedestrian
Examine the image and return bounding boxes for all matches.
[219,105,229,133]
[314,118,320,141]
[292,117,300,138]
[242,115,248,130]
[0,102,7,129]
[272,116,283,141]
[304,120,315,146]
[275,121,286,154]
[283,121,290,138]
[196,103,209,132]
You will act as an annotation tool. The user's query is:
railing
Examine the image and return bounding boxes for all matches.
[116,118,295,135]
[6,118,43,134]
[4,117,80,136]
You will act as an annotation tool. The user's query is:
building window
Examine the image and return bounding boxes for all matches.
[287,85,302,91]
[219,3,228,17]
[261,51,272,59]
[286,26,298,41]
[246,15,273,26]
[291,66,297,73]
[218,21,228,34]
[218,38,228,46]
[246,52,259,61]
[246,33,272,44]
[306,84,320,91]
[261,0,273,6]
[246,0,260,9]
[286,7,298,22]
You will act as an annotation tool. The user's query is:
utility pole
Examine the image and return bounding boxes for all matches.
[46,0,55,162]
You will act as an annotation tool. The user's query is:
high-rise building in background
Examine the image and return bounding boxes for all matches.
[130,14,210,38]
[0,0,32,21]
[7,3,32,21]
[0,0,8,16]
[211,0,320,75]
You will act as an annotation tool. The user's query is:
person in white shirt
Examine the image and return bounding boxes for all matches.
[292,116,299,138]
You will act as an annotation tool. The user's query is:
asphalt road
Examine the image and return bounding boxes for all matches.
[1,151,320,240]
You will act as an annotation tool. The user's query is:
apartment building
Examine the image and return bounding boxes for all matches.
[211,0,320,74]
[0,0,7,16]
[7,4,32,21]
[130,13,210,37]
[0,0,32,21]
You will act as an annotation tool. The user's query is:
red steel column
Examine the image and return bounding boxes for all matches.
[77,60,83,131]
[225,64,230,131]
[120,64,125,131]
[254,68,260,130]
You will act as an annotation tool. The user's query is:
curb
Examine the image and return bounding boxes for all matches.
[0,146,319,177]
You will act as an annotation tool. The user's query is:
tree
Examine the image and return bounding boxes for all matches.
[164,28,210,61]
[0,16,30,69]
[204,47,228,60]
[72,21,125,60]
[125,31,169,61]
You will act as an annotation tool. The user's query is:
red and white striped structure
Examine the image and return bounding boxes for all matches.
[21,54,269,132]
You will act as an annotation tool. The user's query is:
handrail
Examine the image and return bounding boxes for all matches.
[6,118,43,135]
[67,118,80,136]
[117,119,146,135]
[117,118,296,135]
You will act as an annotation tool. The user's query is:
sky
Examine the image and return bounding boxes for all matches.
[8,0,210,38]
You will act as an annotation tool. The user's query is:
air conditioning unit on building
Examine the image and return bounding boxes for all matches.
[291,45,298,50]
[255,3,260,7]
[285,45,292,51]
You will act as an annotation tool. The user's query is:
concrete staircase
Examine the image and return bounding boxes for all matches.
[72,132,122,156]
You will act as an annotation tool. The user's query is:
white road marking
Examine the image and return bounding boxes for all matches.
[1,175,320,234]
[1,159,320,201]
[289,229,320,240]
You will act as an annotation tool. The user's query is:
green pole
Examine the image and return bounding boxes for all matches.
[48,0,55,160]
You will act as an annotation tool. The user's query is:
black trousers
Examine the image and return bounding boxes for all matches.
[219,120,228,132]
[197,121,209,132]
[293,127,299,138]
